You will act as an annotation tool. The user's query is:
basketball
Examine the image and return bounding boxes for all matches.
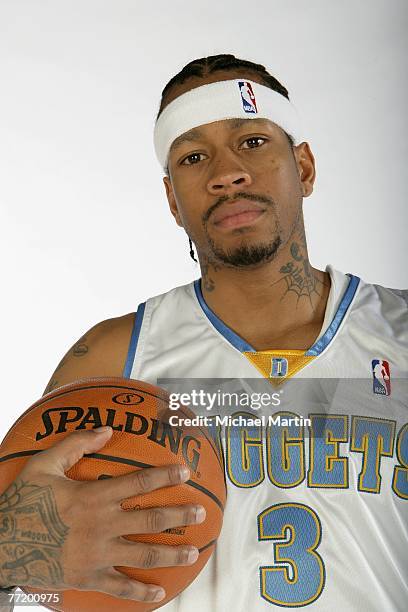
[0,377,227,611]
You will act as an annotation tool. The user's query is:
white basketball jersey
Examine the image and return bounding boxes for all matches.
[124,266,408,611]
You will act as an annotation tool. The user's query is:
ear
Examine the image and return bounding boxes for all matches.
[293,142,316,197]
[163,176,184,227]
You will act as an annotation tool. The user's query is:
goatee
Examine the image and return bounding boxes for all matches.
[208,236,282,267]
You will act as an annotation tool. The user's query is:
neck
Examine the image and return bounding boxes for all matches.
[198,226,330,351]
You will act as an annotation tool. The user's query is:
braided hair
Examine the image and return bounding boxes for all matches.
[158,54,292,262]
[158,53,290,117]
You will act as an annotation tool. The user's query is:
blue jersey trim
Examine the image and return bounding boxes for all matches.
[193,280,255,352]
[194,274,360,357]
[123,302,146,378]
[306,274,360,356]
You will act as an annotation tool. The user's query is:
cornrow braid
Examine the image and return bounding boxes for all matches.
[159,55,294,263]
[189,237,198,262]
[158,53,290,117]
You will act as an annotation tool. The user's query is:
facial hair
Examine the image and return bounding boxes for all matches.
[202,192,282,268]
[207,235,282,267]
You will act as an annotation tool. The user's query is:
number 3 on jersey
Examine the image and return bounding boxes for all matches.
[258,503,325,607]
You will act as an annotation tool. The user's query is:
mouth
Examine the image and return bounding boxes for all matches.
[211,200,266,230]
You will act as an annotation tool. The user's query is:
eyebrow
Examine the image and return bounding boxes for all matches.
[169,118,271,153]
[170,127,205,152]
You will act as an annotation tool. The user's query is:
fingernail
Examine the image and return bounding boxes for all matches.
[151,587,165,602]
[195,506,206,523]
[187,547,199,564]
[93,426,112,433]
[179,466,190,481]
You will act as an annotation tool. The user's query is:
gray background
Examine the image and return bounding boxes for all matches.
[0,0,407,489]
[0,2,407,608]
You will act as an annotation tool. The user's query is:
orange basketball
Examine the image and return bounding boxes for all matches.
[0,377,226,611]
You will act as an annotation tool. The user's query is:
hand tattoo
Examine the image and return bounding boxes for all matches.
[0,480,69,588]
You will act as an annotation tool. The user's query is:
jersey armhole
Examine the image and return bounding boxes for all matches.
[386,287,408,308]
[122,302,146,378]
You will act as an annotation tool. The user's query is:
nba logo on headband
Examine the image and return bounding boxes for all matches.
[238,81,258,113]
[154,79,302,169]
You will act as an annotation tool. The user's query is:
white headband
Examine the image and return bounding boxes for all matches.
[154,78,302,170]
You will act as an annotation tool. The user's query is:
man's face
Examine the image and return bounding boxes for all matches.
[163,71,315,268]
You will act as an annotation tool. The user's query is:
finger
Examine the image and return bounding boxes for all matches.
[112,540,200,569]
[94,568,165,603]
[111,504,206,536]
[25,427,113,476]
[88,464,191,503]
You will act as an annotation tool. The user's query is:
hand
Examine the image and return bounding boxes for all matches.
[0,426,206,604]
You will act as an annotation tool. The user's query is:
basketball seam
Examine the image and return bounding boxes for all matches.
[4,381,227,500]
[0,450,226,512]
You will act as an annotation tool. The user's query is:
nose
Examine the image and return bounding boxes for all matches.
[207,167,252,195]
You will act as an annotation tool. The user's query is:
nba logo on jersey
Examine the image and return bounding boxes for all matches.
[270,357,288,378]
[238,81,258,113]
[372,359,391,395]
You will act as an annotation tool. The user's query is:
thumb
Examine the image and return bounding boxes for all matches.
[33,426,113,476]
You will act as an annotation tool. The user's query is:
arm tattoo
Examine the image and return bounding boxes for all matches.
[44,333,90,395]
[0,480,69,589]
[72,335,88,357]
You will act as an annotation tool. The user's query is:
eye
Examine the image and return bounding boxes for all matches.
[180,152,207,166]
[241,136,267,149]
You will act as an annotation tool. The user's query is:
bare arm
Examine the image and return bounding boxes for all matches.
[0,311,204,606]
[0,313,133,601]
[42,312,135,395]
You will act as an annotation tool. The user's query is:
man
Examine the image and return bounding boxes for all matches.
[1,54,407,611]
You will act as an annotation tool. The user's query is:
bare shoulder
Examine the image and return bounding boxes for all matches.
[43,312,135,395]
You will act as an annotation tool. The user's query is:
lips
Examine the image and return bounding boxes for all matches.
[211,200,266,229]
